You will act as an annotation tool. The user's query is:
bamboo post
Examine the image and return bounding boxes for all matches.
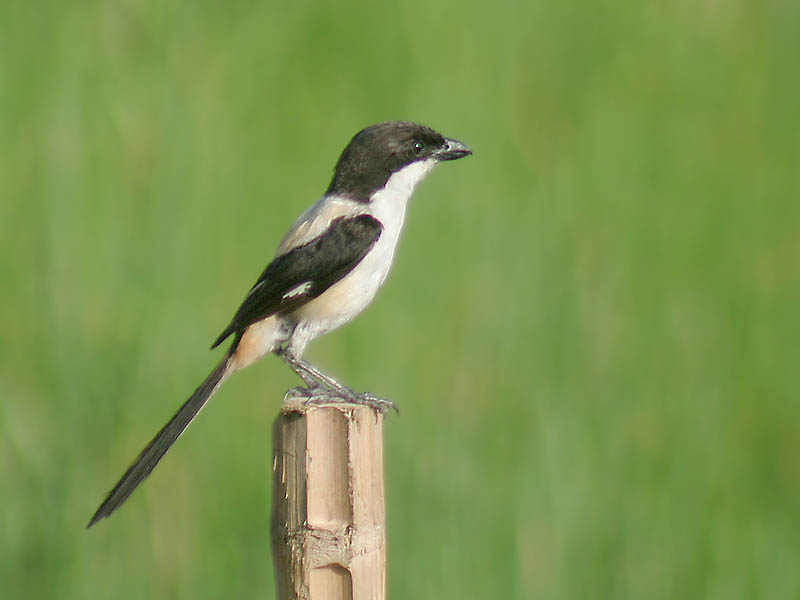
[271,397,386,600]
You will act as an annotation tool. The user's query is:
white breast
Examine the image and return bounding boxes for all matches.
[286,159,436,356]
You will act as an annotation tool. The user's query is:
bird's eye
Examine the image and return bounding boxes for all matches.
[412,140,424,155]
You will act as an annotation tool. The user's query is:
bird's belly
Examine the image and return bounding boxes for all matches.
[294,254,388,332]
[287,230,398,353]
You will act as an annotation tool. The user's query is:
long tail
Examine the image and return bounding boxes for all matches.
[87,356,233,528]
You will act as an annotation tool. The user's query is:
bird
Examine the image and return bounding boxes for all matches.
[87,121,472,528]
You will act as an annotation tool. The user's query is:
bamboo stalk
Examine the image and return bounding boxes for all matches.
[271,398,386,600]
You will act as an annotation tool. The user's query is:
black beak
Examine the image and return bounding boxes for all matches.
[435,137,472,161]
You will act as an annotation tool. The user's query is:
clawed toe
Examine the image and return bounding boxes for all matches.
[283,386,310,402]
[282,386,397,415]
[349,393,398,415]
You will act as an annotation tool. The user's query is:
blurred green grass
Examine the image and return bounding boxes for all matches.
[2,0,799,598]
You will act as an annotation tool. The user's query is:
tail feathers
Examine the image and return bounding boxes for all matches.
[87,357,232,528]
[210,324,235,350]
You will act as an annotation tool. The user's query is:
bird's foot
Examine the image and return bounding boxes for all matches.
[283,385,331,403]
[345,391,398,415]
[332,390,400,415]
[318,382,398,414]
[283,385,397,415]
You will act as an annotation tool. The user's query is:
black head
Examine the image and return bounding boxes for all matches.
[326,121,472,202]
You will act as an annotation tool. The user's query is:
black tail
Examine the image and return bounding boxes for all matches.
[87,357,232,528]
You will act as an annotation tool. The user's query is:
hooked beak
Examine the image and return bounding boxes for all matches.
[435,137,472,161]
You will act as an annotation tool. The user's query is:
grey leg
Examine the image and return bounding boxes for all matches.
[276,348,397,414]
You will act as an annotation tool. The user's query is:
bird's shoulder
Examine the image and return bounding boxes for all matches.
[277,196,368,256]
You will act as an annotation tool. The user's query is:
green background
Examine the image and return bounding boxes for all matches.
[2,0,798,598]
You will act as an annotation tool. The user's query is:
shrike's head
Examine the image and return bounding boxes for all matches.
[327,121,472,203]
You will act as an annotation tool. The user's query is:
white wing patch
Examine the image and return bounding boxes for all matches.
[283,281,313,300]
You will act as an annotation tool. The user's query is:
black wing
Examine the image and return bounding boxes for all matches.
[211,214,383,349]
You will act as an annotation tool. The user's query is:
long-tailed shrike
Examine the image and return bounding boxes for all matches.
[88,121,472,527]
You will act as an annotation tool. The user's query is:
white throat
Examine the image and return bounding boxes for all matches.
[368,159,436,227]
